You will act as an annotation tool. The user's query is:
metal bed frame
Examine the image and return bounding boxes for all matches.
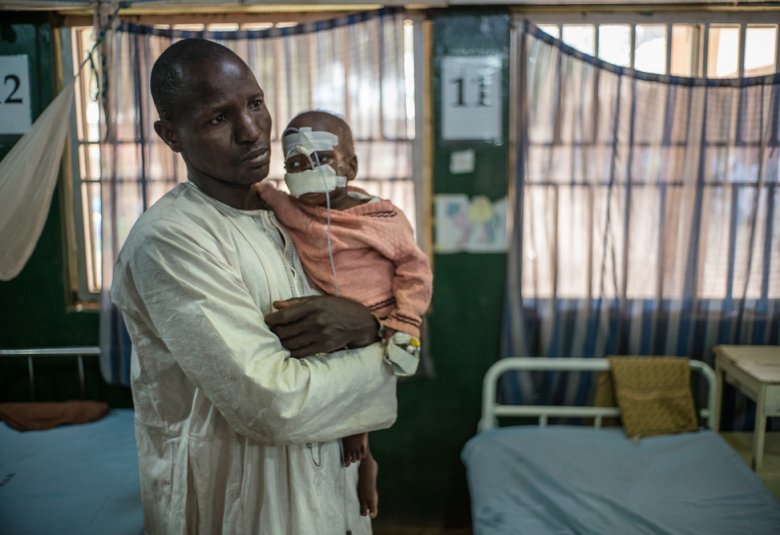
[0,347,101,400]
[479,357,717,432]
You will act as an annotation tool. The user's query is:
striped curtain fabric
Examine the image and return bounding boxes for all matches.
[502,21,780,429]
[99,8,416,385]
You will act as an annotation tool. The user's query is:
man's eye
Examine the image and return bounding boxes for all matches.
[250,98,264,109]
[210,114,226,125]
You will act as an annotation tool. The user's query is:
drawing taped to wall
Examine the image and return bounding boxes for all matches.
[434,194,507,253]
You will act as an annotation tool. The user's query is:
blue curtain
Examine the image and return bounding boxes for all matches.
[98,8,417,385]
[502,21,780,430]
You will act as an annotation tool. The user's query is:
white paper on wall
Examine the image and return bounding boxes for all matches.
[441,55,502,142]
[0,55,32,135]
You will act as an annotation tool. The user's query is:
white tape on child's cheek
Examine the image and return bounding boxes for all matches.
[282,127,339,155]
[284,165,347,197]
[282,127,346,197]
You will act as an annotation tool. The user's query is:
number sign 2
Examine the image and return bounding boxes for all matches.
[0,55,32,135]
[441,55,502,142]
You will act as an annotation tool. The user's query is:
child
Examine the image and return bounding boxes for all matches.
[256,110,433,519]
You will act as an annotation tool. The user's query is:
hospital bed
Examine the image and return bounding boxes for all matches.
[462,357,780,534]
[0,348,143,535]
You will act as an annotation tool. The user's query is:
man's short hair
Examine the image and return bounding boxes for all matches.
[150,38,238,122]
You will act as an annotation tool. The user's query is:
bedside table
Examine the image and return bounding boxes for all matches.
[713,345,780,471]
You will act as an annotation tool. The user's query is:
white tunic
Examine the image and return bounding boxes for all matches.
[112,182,413,535]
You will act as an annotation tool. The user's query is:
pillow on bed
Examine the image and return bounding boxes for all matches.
[607,356,698,439]
[0,400,109,431]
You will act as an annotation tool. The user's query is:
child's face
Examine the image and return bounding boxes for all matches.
[284,148,349,207]
[282,124,355,207]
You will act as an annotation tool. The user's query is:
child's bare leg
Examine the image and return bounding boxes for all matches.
[341,432,368,466]
[358,443,379,519]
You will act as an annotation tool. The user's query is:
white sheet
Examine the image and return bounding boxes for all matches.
[462,426,780,535]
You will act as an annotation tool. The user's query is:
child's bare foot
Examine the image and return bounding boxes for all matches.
[358,453,379,519]
[342,432,368,466]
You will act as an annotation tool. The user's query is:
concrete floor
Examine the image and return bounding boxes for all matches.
[373,521,471,535]
[720,431,780,503]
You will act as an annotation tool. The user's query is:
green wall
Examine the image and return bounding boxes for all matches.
[0,9,512,528]
[0,20,97,349]
[0,16,129,405]
[372,9,511,526]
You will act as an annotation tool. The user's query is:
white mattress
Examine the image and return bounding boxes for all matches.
[462,426,780,535]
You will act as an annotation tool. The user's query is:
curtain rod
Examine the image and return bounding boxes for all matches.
[509,3,780,13]
[61,10,376,26]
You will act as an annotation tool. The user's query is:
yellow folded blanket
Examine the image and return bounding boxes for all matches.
[606,356,698,439]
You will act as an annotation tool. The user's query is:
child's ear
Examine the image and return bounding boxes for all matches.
[346,154,358,181]
[154,120,182,153]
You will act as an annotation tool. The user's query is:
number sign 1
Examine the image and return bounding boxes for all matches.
[441,55,502,142]
[0,55,32,135]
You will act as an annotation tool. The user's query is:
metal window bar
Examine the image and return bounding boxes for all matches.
[526,139,773,150]
[656,182,668,301]
[530,16,780,77]
[521,18,780,302]
[523,178,772,188]
[67,28,96,300]
[777,24,780,79]
[68,17,420,297]
[552,184,560,298]
[735,24,748,147]
[529,22,779,154]
[340,25,352,128]
[587,183,595,300]
[738,23,747,78]
[620,75,638,303]
[377,18,387,140]
[701,22,710,78]
[522,180,774,301]
[306,31,315,112]
[0,347,101,400]
[763,183,777,302]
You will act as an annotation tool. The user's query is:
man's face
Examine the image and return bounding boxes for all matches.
[165,55,272,187]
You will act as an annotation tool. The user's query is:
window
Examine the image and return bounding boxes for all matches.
[62,13,422,299]
[533,14,779,77]
[65,27,102,296]
[517,11,780,300]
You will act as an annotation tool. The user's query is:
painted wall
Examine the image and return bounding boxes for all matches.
[0,15,129,406]
[0,9,512,527]
[372,9,511,525]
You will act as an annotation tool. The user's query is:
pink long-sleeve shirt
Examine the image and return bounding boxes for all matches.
[258,181,432,337]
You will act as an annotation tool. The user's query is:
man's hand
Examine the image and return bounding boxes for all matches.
[266,296,381,358]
